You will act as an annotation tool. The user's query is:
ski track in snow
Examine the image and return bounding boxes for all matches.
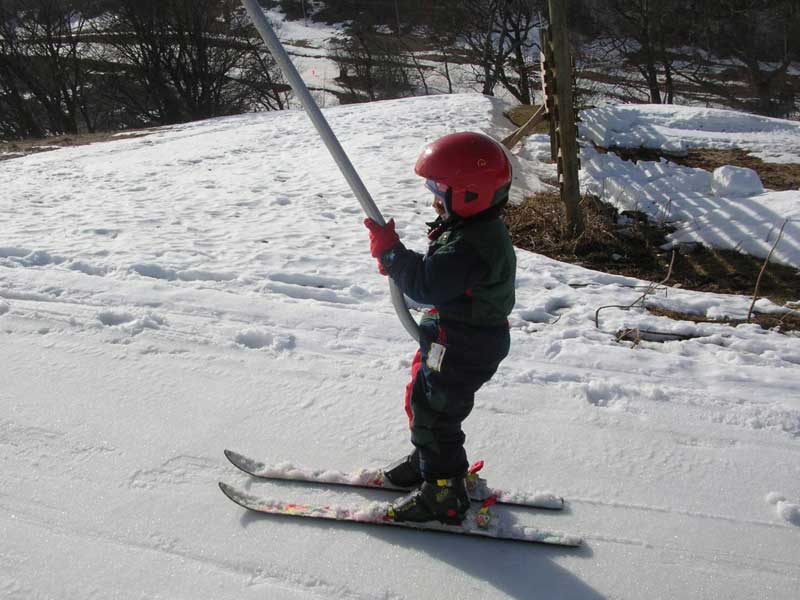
[2,94,799,599]
[1,492,396,600]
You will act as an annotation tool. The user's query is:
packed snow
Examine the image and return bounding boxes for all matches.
[1,93,799,599]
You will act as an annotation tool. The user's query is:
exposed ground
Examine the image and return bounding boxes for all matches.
[1,130,150,161]
[504,104,800,330]
[506,104,552,135]
[504,193,800,332]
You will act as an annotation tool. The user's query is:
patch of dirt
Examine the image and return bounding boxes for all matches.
[647,306,800,335]
[504,193,800,331]
[1,130,150,162]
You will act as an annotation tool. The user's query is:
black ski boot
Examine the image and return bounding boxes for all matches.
[382,452,423,489]
[388,477,470,526]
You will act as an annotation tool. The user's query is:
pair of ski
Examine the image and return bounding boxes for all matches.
[219,450,582,547]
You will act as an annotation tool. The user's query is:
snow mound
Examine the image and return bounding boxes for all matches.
[130,263,178,281]
[96,310,137,326]
[234,328,295,351]
[711,166,764,197]
[96,310,165,334]
[68,260,108,276]
[0,248,65,268]
[0,300,9,316]
[766,492,800,525]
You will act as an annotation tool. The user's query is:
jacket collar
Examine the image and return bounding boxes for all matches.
[426,200,507,240]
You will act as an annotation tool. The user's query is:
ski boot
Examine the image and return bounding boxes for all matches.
[388,477,470,526]
[381,452,423,489]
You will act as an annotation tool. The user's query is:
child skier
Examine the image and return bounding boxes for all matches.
[364,131,516,525]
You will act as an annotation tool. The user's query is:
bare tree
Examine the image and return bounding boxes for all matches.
[686,0,800,118]
[95,0,288,126]
[0,0,97,136]
[497,1,544,104]
[329,19,419,102]
[584,0,696,104]
[424,4,461,94]
[437,0,544,104]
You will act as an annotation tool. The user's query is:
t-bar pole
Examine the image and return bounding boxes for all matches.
[240,0,419,341]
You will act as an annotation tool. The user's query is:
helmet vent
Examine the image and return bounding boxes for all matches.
[464,191,479,203]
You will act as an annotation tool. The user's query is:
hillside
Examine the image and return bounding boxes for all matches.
[1,93,799,599]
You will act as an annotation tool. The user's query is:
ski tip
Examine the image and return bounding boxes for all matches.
[219,481,251,510]
[219,481,246,500]
[223,449,249,471]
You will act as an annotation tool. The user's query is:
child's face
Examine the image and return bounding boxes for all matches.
[432,196,446,216]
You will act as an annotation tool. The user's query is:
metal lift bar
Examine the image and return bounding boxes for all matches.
[240,0,419,342]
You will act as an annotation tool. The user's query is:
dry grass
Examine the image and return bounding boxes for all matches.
[647,306,800,335]
[506,193,669,272]
[1,130,150,162]
[504,193,800,332]
[505,105,552,135]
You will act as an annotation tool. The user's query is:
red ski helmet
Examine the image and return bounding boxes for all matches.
[414,132,512,218]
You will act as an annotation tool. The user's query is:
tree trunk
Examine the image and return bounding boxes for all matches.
[481,4,500,95]
[513,41,532,105]
[663,59,674,104]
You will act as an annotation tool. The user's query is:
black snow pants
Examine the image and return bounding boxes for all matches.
[404,311,510,480]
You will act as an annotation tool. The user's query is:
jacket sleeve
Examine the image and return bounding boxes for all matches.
[380,239,488,306]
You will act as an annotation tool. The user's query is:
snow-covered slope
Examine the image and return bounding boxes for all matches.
[1,94,799,599]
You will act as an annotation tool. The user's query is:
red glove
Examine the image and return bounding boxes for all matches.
[364,218,399,258]
[364,218,400,276]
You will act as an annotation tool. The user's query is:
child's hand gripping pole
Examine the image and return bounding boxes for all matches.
[364,218,400,275]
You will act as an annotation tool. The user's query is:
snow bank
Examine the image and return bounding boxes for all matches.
[574,145,800,268]
[580,104,800,164]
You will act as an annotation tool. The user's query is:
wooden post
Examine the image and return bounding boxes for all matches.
[539,29,558,163]
[547,0,583,236]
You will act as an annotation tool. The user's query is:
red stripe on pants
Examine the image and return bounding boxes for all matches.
[404,350,422,427]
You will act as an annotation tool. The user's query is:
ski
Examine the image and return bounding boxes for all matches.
[218,482,582,547]
[224,449,565,510]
